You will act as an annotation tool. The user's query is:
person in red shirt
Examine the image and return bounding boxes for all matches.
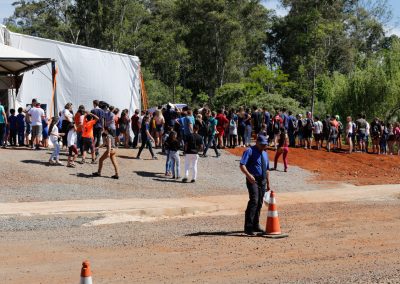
[216,109,229,148]
[80,112,99,164]
[74,105,85,155]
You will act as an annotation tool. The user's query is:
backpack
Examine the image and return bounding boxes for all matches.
[289,117,298,130]
[230,118,236,128]
[306,119,313,131]
[273,119,280,132]
[337,121,343,134]
[371,124,380,137]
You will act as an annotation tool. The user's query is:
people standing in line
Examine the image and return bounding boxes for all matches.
[303,111,314,150]
[16,107,25,146]
[336,115,343,150]
[165,131,181,179]
[182,124,203,183]
[136,115,157,160]
[251,106,263,136]
[81,112,99,164]
[91,100,105,156]
[387,123,396,155]
[105,105,116,138]
[48,117,63,165]
[216,109,229,149]
[28,101,45,150]
[118,109,130,148]
[0,99,7,148]
[313,116,323,150]
[66,123,78,167]
[364,114,370,153]
[394,122,400,155]
[8,109,17,147]
[93,127,119,179]
[202,111,220,158]
[228,109,238,148]
[239,135,270,236]
[346,116,353,154]
[237,107,246,147]
[131,109,141,148]
[370,117,382,154]
[327,119,338,152]
[274,129,289,172]
[113,108,120,146]
[379,121,389,155]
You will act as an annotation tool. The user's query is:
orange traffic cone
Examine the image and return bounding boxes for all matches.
[80,260,93,284]
[264,191,288,239]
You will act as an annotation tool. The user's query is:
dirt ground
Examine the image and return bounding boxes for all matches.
[0,201,399,283]
[227,146,400,186]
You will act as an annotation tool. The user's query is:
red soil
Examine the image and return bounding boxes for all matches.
[226,146,400,186]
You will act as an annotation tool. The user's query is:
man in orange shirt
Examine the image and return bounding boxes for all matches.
[81,112,99,164]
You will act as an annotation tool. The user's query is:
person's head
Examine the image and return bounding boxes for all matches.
[144,115,150,122]
[217,109,223,114]
[113,108,120,115]
[18,107,23,114]
[357,113,362,119]
[347,116,352,122]
[187,109,193,116]
[51,116,59,125]
[261,123,266,130]
[93,100,99,108]
[86,114,93,121]
[315,116,319,121]
[307,111,312,118]
[335,115,340,121]
[78,105,85,114]
[256,135,268,151]
[331,115,336,120]
[211,111,216,118]
[288,111,292,116]
[169,130,177,140]
[108,105,114,112]
[65,102,72,110]
[298,114,303,119]
[282,107,287,113]
[32,98,37,105]
[252,105,258,111]
[135,109,139,115]
[35,102,41,107]
[196,114,202,120]
[167,104,172,110]
[10,109,15,115]
[68,122,75,131]
[362,114,366,119]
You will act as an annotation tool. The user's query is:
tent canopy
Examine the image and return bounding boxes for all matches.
[0,44,52,75]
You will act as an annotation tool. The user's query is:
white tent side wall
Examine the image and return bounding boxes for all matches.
[9,31,141,116]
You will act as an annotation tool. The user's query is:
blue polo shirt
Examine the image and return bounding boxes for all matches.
[0,105,5,124]
[240,146,269,177]
[183,115,195,136]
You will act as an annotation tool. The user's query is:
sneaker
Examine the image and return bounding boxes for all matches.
[176,176,181,179]
[79,159,86,164]
[152,156,158,160]
[92,172,101,177]
[190,179,196,183]
[111,175,119,179]
[91,160,97,164]
[182,178,188,183]
[244,230,257,236]
[48,159,55,165]
[55,161,64,166]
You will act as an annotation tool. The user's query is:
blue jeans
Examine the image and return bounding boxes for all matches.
[50,139,60,161]
[165,149,172,173]
[244,125,252,145]
[169,151,180,177]
[203,135,219,156]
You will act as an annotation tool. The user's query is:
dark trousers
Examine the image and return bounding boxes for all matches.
[18,129,24,146]
[132,129,139,148]
[0,123,5,146]
[245,177,266,232]
[238,126,245,145]
[229,134,237,148]
[137,136,154,158]
[9,129,17,146]
[203,135,219,156]
[77,132,83,155]
[288,130,296,147]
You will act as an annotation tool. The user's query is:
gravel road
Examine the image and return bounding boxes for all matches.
[0,147,323,202]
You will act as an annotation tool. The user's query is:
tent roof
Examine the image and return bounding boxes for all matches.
[0,44,52,75]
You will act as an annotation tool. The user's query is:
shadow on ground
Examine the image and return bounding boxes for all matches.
[186,231,250,238]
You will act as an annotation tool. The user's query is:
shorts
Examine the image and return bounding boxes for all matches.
[25,124,31,134]
[217,127,225,137]
[357,132,366,142]
[156,124,164,133]
[329,137,337,144]
[68,145,78,156]
[303,130,312,139]
[31,125,42,137]
[314,133,322,141]
[42,128,49,139]
[82,137,94,152]
[347,133,353,139]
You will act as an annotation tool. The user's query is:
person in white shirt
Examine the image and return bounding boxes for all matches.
[61,103,73,147]
[67,124,78,167]
[28,102,45,150]
[346,116,353,154]
[313,116,323,150]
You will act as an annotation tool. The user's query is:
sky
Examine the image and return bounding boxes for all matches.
[1,0,400,35]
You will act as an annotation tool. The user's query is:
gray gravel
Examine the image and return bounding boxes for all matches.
[0,147,321,202]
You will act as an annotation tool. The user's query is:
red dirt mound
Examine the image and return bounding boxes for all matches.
[226,146,400,186]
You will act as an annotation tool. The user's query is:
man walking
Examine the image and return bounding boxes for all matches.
[240,135,270,236]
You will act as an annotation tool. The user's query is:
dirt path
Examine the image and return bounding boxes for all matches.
[1,199,399,283]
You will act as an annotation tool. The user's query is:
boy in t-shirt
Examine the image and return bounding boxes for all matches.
[16,108,25,146]
[8,109,17,146]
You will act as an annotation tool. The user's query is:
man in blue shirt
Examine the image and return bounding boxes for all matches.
[91,100,105,156]
[240,135,271,236]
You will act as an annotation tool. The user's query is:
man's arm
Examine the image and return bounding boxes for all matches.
[266,170,270,191]
[240,164,256,184]
[2,110,7,125]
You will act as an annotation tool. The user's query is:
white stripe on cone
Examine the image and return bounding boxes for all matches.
[267,210,278,218]
[80,276,93,284]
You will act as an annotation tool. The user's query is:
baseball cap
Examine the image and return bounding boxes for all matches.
[257,135,268,145]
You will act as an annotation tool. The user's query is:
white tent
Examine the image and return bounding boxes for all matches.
[0,25,142,116]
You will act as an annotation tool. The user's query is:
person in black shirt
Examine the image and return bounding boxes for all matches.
[182,124,203,183]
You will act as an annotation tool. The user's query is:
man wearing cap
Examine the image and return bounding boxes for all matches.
[239,135,271,236]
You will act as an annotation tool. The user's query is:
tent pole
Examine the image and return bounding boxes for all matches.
[51,61,58,118]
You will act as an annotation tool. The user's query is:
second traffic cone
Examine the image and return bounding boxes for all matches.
[80,260,93,284]
[264,191,288,239]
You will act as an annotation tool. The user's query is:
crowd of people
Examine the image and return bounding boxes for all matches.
[0,98,399,180]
